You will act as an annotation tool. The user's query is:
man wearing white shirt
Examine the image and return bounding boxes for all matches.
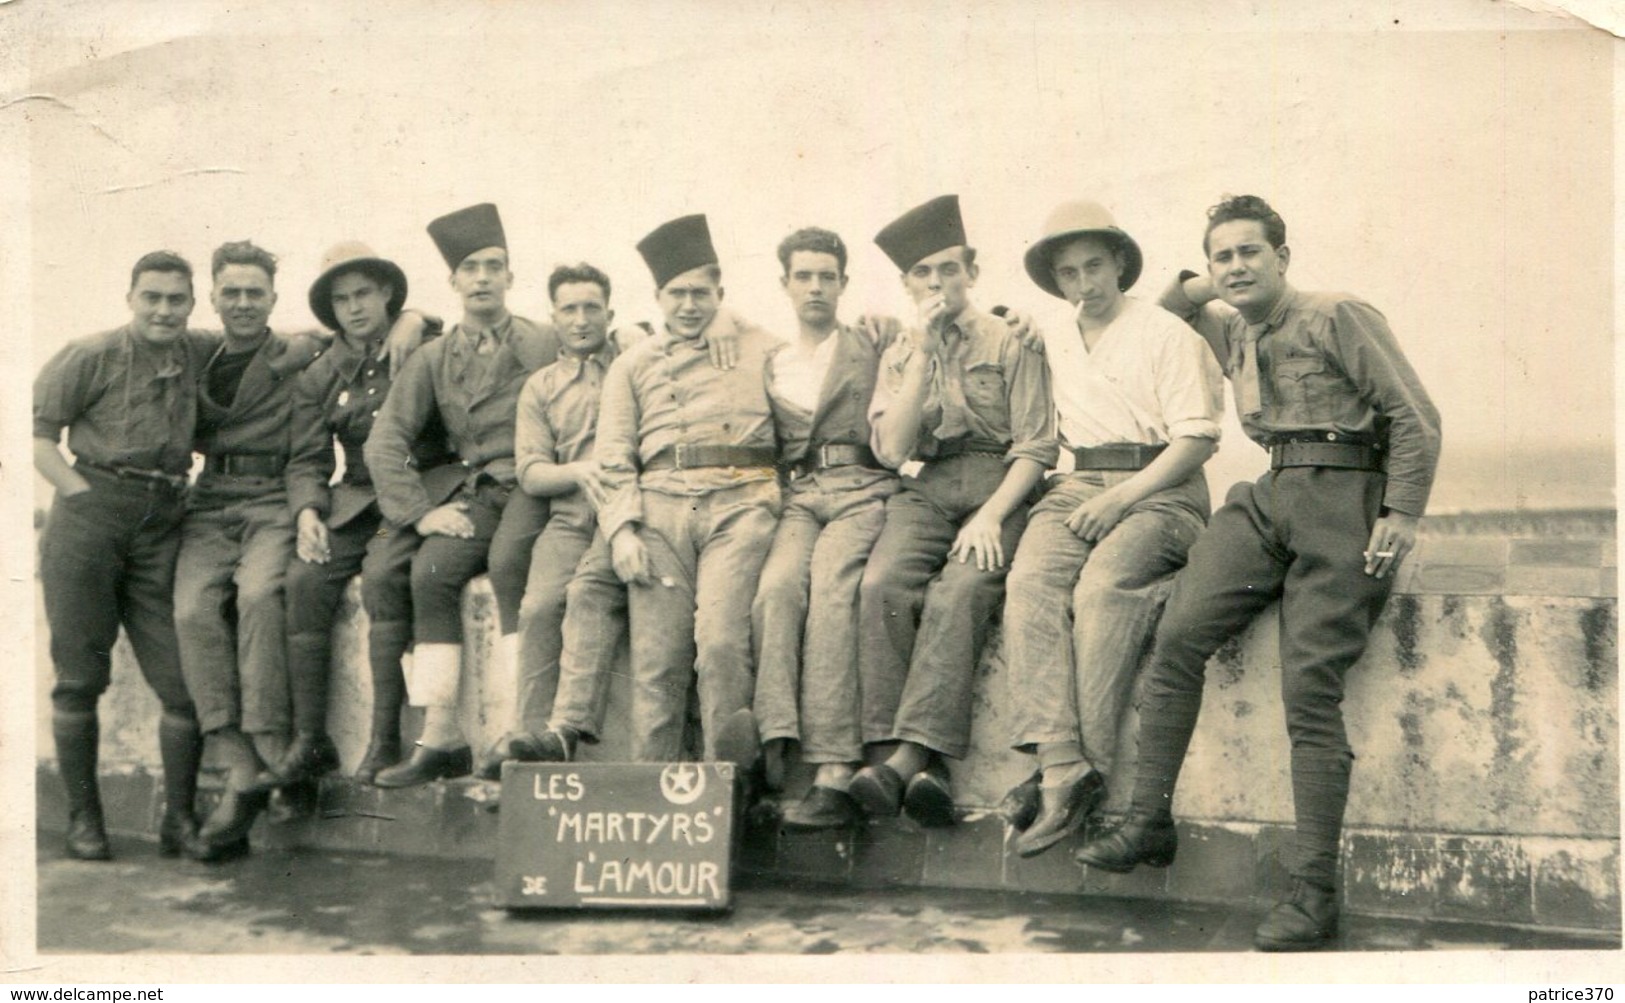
[1000,201,1224,859]
[751,227,899,829]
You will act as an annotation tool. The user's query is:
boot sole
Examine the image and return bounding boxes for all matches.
[1254,929,1338,952]
[1074,840,1177,873]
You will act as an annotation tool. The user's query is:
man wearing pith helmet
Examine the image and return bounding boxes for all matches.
[1074,194,1441,952]
[364,202,561,787]
[281,241,451,789]
[593,213,780,767]
[848,194,1056,828]
[997,200,1223,860]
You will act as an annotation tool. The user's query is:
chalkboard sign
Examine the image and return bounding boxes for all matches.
[493,762,736,910]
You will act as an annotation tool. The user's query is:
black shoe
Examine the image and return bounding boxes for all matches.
[355,735,401,786]
[274,733,341,784]
[158,810,198,858]
[193,787,270,854]
[1073,810,1178,873]
[372,744,473,788]
[64,810,111,861]
[848,764,905,817]
[188,834,251,863]
[761,738,790,793]
[998,770,1043,832]
[1255,879,1340,951]
[781,785,860,831]
[1014,769,1106,859]
[533,727,578,763]
[476,731,549,780]
[509,731,548,761]
[902,758,956,828]
[474,736,513,782]
[713,708,761,772]
[267,780,319,823]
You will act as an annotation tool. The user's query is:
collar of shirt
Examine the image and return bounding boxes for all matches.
[460,314,514,353]
[124,326,188,380]
[939,306,976,354]
[556,342,617,381]
[330,328,381,384]
[1253,284,1298,337]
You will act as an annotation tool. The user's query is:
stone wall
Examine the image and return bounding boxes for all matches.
[34,512,1620,934]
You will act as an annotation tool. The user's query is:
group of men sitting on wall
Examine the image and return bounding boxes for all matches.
[35,191,1439,952]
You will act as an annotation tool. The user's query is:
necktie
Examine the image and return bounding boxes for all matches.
[473,328,495,355]
[1230,323,1265,420]
[931,327,974,441]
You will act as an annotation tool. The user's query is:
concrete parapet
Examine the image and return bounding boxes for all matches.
[33,513,1620,934]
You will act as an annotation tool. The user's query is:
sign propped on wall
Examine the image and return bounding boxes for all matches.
[494,762,736,910]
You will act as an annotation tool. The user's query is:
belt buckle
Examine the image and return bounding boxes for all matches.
[672,443,690,471]
[817,444,834,470]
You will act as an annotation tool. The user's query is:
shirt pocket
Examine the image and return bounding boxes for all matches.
[962,362,1009,430]
[1270,352,1334,423]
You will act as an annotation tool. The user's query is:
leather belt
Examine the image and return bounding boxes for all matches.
[1072,443,1166,471]
[643,444,778,472]
[205,453,287,477]
[1270,441,1383,471]
[77,461,188,490]
[933,439,1008,460]
[790,443,882,478]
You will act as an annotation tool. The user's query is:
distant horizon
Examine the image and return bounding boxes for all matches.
[30,437,1615,520]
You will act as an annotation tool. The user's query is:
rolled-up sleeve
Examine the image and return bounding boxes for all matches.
[364,345,439,527]
[593,351,644,538]
[514,371,558,486]
[285,368,335,518]
[33,342,96,441]
[1003,338,1059,468]
[1330,299,1442,516]
[1155,321,1225,443]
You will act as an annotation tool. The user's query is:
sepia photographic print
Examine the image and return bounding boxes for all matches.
[4,0,1621,987]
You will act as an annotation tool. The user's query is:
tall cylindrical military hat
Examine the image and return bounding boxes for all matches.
[427,203,507,271]
[874,194,967,272]
[636,214,717,290]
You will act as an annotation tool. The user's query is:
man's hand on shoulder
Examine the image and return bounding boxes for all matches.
[997,306,1045,355]
[706,311,740,371]
[383,309,434,370]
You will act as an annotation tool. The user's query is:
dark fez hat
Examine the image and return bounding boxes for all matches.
[637,214,718,290]
[427,203,507,271]
[874,194,967,272]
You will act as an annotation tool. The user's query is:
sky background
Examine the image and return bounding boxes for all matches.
[8,0,1617,513]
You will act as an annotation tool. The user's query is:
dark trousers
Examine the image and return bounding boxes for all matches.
[1131,467,1394,888]
[40,467,193,718]
[856,453,1029,759]
[411,481,541,642]
[285,508,420,735]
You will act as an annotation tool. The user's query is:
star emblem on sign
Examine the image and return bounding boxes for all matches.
[659,762,706,805]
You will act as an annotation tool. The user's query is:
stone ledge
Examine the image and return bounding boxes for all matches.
[1400,518,1616,598]
[35,764,1621,936]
